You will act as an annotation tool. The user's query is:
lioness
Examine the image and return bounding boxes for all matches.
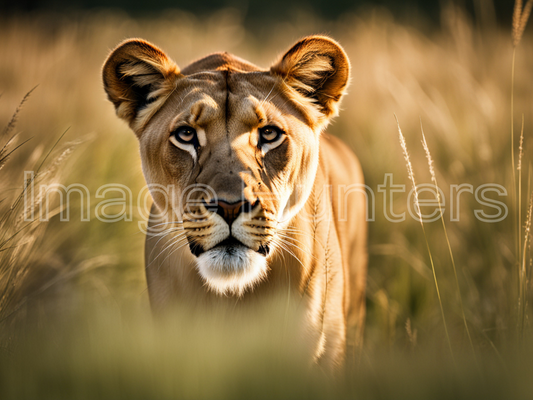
[103,35,367,368]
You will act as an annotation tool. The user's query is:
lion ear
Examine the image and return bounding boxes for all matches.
[102,39,180,130]
[270,36,350,118]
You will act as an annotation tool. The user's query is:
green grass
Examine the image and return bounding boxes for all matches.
[1,3,533,398]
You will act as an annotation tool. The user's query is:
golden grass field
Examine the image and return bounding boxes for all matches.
[2,2,533,398]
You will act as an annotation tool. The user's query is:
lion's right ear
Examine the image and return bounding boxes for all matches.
[102,39,180,130]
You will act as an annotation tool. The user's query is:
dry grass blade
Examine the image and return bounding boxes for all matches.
[0,133,19,159]
[519,191,533,335]
[0,93,76,324]
[518,114,525,171]
[395,115,454,361]
[513,0,523,45]
[518,114,525,263]
[5,128,70,223]
[405,318,417,350]
[0,138,32,173]
[512,0,531,336]
[1,86,37,140]
[0,220,38,251]
[521,1,533,34]
[523,195,532,273]
[395,114,419,216]
[421,120,476,360]
[16,137,86,226]
[513,0,533,47]
[0,255,116,324]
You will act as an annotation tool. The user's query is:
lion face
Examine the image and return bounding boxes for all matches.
[103,36,350,295]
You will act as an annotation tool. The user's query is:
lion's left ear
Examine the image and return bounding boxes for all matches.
[270,36,350,118]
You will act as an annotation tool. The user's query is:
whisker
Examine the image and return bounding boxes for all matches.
[148,230,185,259]
[147,235,188,269]
[276,232,310,248]
[146,220,183,230]
[273,237,307,272]
[158,239,191,269]
[154,238,189,273]
[152,237,189,275]
[259,83,277,108]
[146,227,184,239]
[276,232,320,263]
[282,226,323,244]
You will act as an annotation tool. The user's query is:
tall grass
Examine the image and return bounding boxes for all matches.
[512,0,533,340]
[1,2,533,398]
[0,90,71,326]
[395,115,453,358]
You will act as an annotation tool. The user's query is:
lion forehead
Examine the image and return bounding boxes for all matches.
[181,52,263,74]
[165,71,286,132]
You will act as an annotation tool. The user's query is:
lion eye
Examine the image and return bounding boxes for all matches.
[170,126,198,146]
[169,126,201,162]
[172,126,196,144]
[170,126,197,144]
[259,126,284,144]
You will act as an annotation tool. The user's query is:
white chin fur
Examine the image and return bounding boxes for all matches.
[196,246,268,296]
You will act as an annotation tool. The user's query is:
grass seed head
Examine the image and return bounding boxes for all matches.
[513,0,533,47]
[395,115,420,218]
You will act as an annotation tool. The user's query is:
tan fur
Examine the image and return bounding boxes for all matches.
[103,36,367,369]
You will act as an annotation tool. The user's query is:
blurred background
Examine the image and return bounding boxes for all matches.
[0,0,522,27]
[1,0,533,398]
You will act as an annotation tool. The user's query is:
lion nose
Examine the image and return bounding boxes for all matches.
[214,200,253,226]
